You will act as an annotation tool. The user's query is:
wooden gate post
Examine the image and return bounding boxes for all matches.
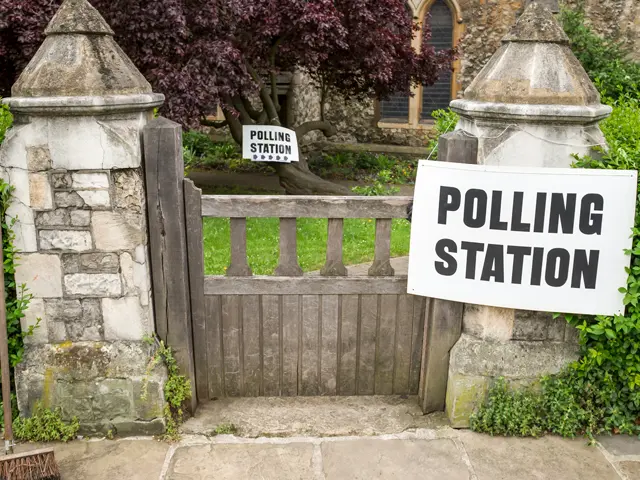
[144,118,198,412]
[418,131,478,413]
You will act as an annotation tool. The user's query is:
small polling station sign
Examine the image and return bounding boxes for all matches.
[407,161,638,316]
[242,125,299,163]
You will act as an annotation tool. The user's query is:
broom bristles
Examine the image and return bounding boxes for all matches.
[0,448,60,480]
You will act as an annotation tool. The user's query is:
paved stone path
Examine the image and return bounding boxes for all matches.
[15,428,640,479]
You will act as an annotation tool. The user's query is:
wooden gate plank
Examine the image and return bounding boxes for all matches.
[338,295,359,395]
[282,295,300,396]
[221,296,242,396]
[410,297,427,394]
[393,294,414,395]
[301,295,320,395]
[320,295,339,395]
[262,295,281,396]
[357,294,377,395]
[242,295,261,397]
[184,180,208,403]
[375,295,397,395]
[205,295,224,399]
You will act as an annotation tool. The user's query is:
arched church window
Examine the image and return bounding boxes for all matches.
[421,0,454,119]
[379,2,413,123]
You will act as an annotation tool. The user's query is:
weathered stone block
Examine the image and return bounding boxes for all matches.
[463,304,514,341]
[62,252,120,274]
[48,321,68,344]
[54,191,85,208]
[77,190,110,208]
[64,273,122,297]
[18,342,159,381]
[70,210,91,226]
[21,298,48,344]
[66,298,103,342]
[40,229,92,252]
[71,172,110,189]
[27,146,51,171]
[51,172,72,189]
[113,170,144,214]
[113,418,165,436]
[513,310,551,341]
[35,209,71,227]
[102,297,146,340]
[54,380,97,423]
[449,334,579,379]
[29,173,53,209]
[15,253,62,298]
[95,379,134,419]
[133,380,164,420]
[44,298,83,321]
[446,373,490,428]
[92,211,144,250]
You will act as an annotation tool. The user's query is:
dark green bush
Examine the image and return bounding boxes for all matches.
[561,7,640,103]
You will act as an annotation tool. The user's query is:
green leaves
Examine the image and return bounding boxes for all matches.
[13,402,79,442]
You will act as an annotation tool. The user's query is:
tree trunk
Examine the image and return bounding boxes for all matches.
[275,156,354,195]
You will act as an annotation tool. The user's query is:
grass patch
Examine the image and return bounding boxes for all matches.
[203,218,411,275]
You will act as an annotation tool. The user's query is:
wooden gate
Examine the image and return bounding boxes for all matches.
[184,186,425,398]
[143,118,466,413]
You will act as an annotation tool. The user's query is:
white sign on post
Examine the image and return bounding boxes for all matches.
[407,161,637,316]
[242,125,299,163]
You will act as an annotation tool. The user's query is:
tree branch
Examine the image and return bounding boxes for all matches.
[230,95,255,125]
[221,107,243,145]
[200,118,229,129]
[241,96,264,121]
[245,62,281,126]
[295,121,338,140]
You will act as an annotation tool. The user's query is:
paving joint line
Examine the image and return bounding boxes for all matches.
[597,442,629,480]
[453,437,478,480]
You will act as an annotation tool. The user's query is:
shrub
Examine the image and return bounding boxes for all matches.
[561,7,640,103]
[13,403,79,442]
[426,108,459,159]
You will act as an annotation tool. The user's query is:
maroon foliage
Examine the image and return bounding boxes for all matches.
[0,0,452,127]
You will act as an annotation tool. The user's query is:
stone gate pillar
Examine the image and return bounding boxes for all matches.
[444,2,612,426]
[1,0,166,434]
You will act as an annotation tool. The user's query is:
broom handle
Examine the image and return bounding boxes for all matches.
[0,228,13,452]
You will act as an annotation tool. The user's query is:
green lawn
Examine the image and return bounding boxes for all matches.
[203,218,411,275]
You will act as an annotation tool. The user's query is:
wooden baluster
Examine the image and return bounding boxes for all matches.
[226,218,252,276]
[275,218,303,276]
[368,218,395,276]
[320,218,347,276]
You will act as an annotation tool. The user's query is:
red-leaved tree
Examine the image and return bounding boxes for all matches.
[0,0,452,194]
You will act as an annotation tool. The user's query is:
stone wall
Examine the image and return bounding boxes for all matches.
[2,111,166,435]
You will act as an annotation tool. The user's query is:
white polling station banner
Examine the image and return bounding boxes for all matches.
[407,161,638,316]
[242,125,299,163]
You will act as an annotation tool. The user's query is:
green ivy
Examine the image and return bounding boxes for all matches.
[142,336,192,441]
[13,402,79,443]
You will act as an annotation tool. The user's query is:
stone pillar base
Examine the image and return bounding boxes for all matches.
[445,334,579,428]
[16,341,167,436]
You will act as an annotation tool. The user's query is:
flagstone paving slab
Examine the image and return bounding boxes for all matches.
[459,431,620,480]
[167,442,315,480]
[321,438,468,480]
